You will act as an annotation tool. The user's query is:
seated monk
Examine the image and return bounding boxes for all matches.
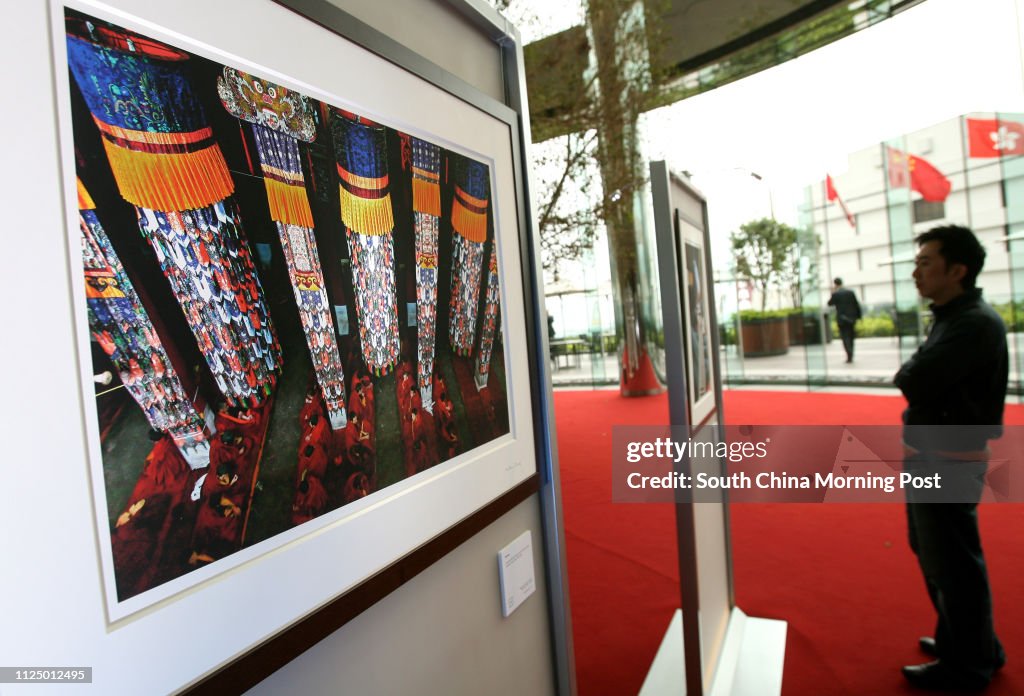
[215,461,239,488]
[440,420,459,459]
[299,391,325,429]
[188,494,242,565]
[221,404,259,427]
[301,413,329,450]
[209,430,253,484]
[435,392,454,423]
[343,471,371,503]
[348,442,375,476]
[143,433,189,489]
[406,405,422,442]
[292,472,329,522]
[298,443,328,480]
[406,436,434,477]
[352,378,374,413]
[210,494,242,518]
[345,413,372,455]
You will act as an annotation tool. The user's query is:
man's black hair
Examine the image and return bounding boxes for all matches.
[914,224,986,289]
[833,277,843,286]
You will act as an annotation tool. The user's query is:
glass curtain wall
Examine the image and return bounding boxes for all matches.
[546,237,617,387]
[882,137,923,362]
[1000,113,1024,401]
[797,190,827,387]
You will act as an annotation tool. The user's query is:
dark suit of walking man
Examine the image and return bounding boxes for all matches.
[828,278,862,362]
[894,225,1008,692]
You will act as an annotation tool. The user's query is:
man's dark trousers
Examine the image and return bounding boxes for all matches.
[905,455,1005,683]
[838,319,855,361]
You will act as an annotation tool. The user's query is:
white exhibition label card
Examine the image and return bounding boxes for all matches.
[498,530,536,617]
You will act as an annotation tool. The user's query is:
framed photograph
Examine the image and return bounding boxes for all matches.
[675,209,716,430]
[53,0,536,650]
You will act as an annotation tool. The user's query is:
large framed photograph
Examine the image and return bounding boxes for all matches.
[675,209,716,430]
[53,0,536,644]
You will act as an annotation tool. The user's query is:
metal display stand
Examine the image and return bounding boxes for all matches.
[642,161,786,695]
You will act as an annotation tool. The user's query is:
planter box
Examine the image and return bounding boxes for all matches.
[787,313,831,346]
[740,316,789,357]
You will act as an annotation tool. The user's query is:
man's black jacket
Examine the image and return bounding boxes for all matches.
[894,288,1008,451]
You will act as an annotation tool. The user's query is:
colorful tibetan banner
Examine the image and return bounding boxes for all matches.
[474,247,500,390]
[79,180,211,469]
[410,137,441,411]
[331,110,400,375]
[66,21,281,410]
[448,159,490,356]
[218,68,348,430]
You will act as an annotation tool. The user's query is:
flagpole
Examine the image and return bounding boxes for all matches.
[821,177,835,359]
[958,115,973,229]
[821,178,834,290]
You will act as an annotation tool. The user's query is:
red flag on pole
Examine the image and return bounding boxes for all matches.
[886,147,951,202]
[825,174,856,228]
[966,118,1024,157]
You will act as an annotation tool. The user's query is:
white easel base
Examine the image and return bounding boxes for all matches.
[639,607,787,695]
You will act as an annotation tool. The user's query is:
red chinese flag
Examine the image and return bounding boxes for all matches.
[967,118,1024,158]
[908,153,951,202]
[887,147,950,202]
[825,174,855,228]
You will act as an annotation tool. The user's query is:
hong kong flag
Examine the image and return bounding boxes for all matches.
[966,117,1024,158]
[887,147,951,202]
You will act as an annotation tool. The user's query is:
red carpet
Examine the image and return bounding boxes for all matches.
[555,389,1024,695]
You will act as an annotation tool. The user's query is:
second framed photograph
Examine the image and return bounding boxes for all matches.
[675,209,716,430]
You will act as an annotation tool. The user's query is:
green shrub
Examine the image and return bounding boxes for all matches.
[993,301,1024,332]
[737,309,790,322]
[857,313,896,337]
[720,323,737,345]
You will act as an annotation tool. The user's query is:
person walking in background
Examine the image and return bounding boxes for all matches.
[828,277,862,363]
[894,225,1008,692]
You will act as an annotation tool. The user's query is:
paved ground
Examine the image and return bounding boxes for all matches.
[550,334,1024,393]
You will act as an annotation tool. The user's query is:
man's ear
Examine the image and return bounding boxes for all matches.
[949,262,968,284]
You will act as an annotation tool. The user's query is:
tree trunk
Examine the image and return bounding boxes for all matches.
[588,0,663,396]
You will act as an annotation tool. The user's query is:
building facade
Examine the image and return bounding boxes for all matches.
[806,112,1024,312]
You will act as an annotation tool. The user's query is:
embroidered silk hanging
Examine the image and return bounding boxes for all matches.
[331,110,400,376]
[79,179,211,469]
[218,68,347,430]
[66,22,280,410]
[448,159,490,356]
[409,138,441,412]
[474,246,500,390]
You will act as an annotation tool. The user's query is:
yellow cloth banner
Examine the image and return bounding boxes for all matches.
[102,139,235,212]
[412,177,441,217]
[76,178,95,210]
[264,177,314,228]
[339,186,394,236]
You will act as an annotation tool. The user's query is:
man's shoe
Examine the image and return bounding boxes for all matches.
[919,637,1006,670]
[902,661,988,692]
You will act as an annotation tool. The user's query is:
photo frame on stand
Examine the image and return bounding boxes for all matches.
[675,209,716,431]
[47,0,545,690]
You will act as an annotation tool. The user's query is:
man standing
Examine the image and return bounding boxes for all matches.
[828,277,862,362]
[894,225,1008,692]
